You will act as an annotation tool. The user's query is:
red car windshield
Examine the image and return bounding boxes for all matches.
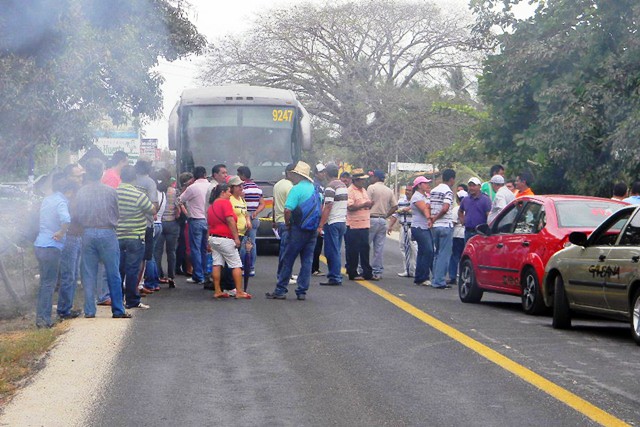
[554,200,625,228]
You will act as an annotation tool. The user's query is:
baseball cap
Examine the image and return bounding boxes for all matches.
[468,177,482,185]
[412,176,432,188]
[228,175,243,186]
[369,169,385,180]
[457,190,468,199]
[489,175,505,184]
[316,163,326,173]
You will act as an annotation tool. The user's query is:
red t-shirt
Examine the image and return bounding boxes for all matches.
[101,168,121,188]
[207,198,237,239]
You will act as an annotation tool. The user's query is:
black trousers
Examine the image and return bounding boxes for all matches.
[312,234,323,272]
[345,227,373,279]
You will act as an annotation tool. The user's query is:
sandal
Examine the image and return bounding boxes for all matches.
[235,292,252,299]
[213,293,230,299]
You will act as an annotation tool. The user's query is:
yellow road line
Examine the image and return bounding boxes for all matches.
[321,257,629,426]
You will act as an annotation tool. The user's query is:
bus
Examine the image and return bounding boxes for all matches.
[168,85,312,246]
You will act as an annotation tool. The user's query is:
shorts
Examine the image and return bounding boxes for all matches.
[208,236,242,269]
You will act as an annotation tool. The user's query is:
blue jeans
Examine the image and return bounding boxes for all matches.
[449,237,465,281]
[369,217,387,276]
[431,227,453,287]
[411,227,433,284]
[57,235,82,316]
[274,225,317,296]
[188,218,208,282]
[35,246,62,327]
[465,229,478,243]
[240,217,260,271]
[119,238,145,308]
[276,222,289,278]
[81,228,125,317]
[155,220,180,279]
[97,263,111,304]
[144,223,162,290]
[324,222,346,283]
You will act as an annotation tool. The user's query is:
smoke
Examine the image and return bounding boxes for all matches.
[0,0,67,59]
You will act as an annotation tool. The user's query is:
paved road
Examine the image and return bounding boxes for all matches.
[89,240,640,426]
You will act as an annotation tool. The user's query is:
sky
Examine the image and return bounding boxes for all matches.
[143,0,296,148]
[143,0,531,149]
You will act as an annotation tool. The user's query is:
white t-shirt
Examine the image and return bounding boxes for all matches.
[488,186,516,224]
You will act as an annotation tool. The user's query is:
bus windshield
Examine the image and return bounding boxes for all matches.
[181,105,295,175]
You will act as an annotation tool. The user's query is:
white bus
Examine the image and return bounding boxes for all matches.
[168,85,312,244]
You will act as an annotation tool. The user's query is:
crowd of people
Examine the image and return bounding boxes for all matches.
[38,153,639,327]
[32,152,261,327]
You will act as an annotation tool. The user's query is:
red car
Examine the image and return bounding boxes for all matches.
[458,195,627,314]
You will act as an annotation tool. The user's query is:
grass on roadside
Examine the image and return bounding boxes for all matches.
[0,324,65,405]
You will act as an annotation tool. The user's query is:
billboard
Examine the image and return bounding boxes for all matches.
[93,130,140,161]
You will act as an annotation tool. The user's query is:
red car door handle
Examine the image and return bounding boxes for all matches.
[522,241,530,247]
[496,243,504,248]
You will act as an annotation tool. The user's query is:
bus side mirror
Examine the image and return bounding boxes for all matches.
[298,103,312,150]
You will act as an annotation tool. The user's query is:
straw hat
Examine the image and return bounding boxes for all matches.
[351,168,367,179]
[291,161,313,181]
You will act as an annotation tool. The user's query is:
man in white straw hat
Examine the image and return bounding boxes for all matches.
[266,161,322,301]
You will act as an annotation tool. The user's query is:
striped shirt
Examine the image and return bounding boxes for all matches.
[116,183,154,240]
[430,183,454,227]
[241,180,263,213]
[324,179,347,224]
[392,195,412,225]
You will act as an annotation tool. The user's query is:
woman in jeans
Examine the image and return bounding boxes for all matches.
[153,169,181,288]
[410,176,434,286]
[207,183,252,299]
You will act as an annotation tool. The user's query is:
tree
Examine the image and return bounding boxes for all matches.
[473,0,640,195]
[200,0,481,168]
[0,0,206,177]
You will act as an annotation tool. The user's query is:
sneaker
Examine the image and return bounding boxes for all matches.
[59,309,82,320]
[415,280,431,286]
[291,274,298,281]
[319,281,342,286]
[265,292,286,300]
[249,270,256,277]
[128,302,150,309]
[186,278,199,283]
[312,270,325,276]
[397,272,412,277]
[224,289,237,297]
[288,278,298,285]
[296,294,306,300]
[370,275,381,281]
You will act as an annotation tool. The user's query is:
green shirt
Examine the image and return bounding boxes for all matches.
[481,181,496,201]
[116,183,154,240]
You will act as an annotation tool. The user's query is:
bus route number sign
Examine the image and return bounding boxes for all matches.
[272,109,293,123]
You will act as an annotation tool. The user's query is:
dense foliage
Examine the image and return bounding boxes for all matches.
[0,0,205,177]
[473,0,640,195]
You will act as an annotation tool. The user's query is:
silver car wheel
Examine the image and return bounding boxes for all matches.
[460,264,471,298]
[523,274,536,311]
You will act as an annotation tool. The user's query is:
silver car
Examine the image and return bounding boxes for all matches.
[543,205,640,344]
